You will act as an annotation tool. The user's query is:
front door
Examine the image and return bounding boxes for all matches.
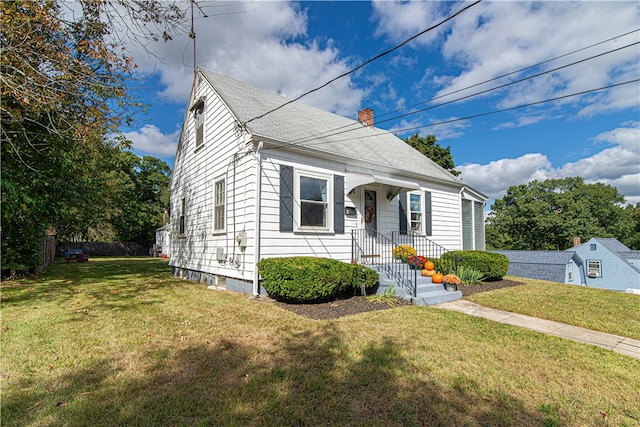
[364,189,377,236]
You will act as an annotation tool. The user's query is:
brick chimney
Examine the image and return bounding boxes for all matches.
[573,236,581,247]
[358,108,374,128]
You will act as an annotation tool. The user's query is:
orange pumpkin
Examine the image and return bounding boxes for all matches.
[432,273,444,283]
[424,261,435,271]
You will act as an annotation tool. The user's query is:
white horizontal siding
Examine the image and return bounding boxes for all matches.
[170,78,258,280]
[170,77,483,283]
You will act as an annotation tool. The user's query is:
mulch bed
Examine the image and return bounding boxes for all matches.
[272,279,525,320]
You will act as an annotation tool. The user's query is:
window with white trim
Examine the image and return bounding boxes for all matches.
[179,198,186,235]
[191,98,205,149]
[567,263,573,281]
[213,178,225,232]
[409,193,422,232]
[587,260,601,278]
[296,171,332,230]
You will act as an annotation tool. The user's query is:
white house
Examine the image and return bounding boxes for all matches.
[154,224,171,258]
[168,68,487,301]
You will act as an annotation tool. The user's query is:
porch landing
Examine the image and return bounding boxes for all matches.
[371,266,462,306]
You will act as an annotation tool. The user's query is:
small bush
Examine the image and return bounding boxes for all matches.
[454,265,485,285]
[433,257,456,275]
[257,257,379,302]
[440,251,509,281]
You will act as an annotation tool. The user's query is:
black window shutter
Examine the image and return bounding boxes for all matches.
[334,175,344,234]
[399,193,408,233]
[424,191,432,236]
[279,165,294,232]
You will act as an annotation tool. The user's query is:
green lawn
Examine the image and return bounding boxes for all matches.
[2,258,639,426]
[466,276,640,340]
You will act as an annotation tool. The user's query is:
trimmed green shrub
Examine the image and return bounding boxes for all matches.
[257,257,379,302]
[440,251,509,282]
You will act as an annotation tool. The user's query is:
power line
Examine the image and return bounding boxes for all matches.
[277,28,640,146]
[289,79,639,150]
[375,41,639,126]
[242,0,483,126]
[282,41,638,147]
[377,28,640,120]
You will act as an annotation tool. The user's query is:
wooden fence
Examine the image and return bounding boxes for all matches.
[39,234,57,271]
[57,242,151,257]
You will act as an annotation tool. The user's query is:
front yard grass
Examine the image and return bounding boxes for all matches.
[466,276,640,340]
[1,258,639,426]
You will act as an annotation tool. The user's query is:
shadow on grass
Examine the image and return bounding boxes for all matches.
[3,325,545,426]
[0,258,178,311]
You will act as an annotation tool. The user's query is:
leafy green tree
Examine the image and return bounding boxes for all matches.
[486,177,637,250]
[404,133,460,176]
[0,0,184,276]
[108,153,171,246]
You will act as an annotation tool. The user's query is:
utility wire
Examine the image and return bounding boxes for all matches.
[282,41,638,147]
[242,0,483,126]
[290,79,640,150]
[280,28,640,145]
[375,41,638,126]
[377,27,640,120]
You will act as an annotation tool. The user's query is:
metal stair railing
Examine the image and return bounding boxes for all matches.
[391,231,449,262]
[351,229,419,298]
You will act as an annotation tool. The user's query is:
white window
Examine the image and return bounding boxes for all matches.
[194,107,204,148]
[179,198,186,235]
[190,98,205,149]
[214,178,225,232]
[296,171,332,231]
[587,260,601,278]
[567,264,573,281]
[410,193,422,232]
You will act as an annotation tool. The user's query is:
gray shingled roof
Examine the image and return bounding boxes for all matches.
[200,68,470,189]
[491,250,576,283]
[592,237,632,253]
[492,250,575,265]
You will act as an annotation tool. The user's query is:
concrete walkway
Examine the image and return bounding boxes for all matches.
[434,300,640,359]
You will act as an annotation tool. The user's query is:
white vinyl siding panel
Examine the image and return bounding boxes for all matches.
[462,199,473,250]
[258,156,352,261]
[169,79,258,278]
[474,201,485,250]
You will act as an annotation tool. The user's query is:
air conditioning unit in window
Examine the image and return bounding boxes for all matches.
[588,272,597,278]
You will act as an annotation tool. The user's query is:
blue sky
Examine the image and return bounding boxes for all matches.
[121,1,640,207]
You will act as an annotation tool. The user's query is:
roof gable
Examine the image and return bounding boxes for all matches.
[199,68,475,191]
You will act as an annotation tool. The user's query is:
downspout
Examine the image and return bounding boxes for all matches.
[252,141,264,297]
[458,187,465,250]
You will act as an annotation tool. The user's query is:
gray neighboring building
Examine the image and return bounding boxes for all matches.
[494,238,640,292]
[491,250,581,284]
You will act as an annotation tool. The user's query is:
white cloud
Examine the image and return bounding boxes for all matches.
[128,1,364,117]
[444,2,639,113]
[458,153,553,199]
[123,125,180,158]
[371,0,446,46]
[372,1,640,121]
[459,122,640,205]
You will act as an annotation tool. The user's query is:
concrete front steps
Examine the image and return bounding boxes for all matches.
[373,267,462,306]
[413,278,462,305]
